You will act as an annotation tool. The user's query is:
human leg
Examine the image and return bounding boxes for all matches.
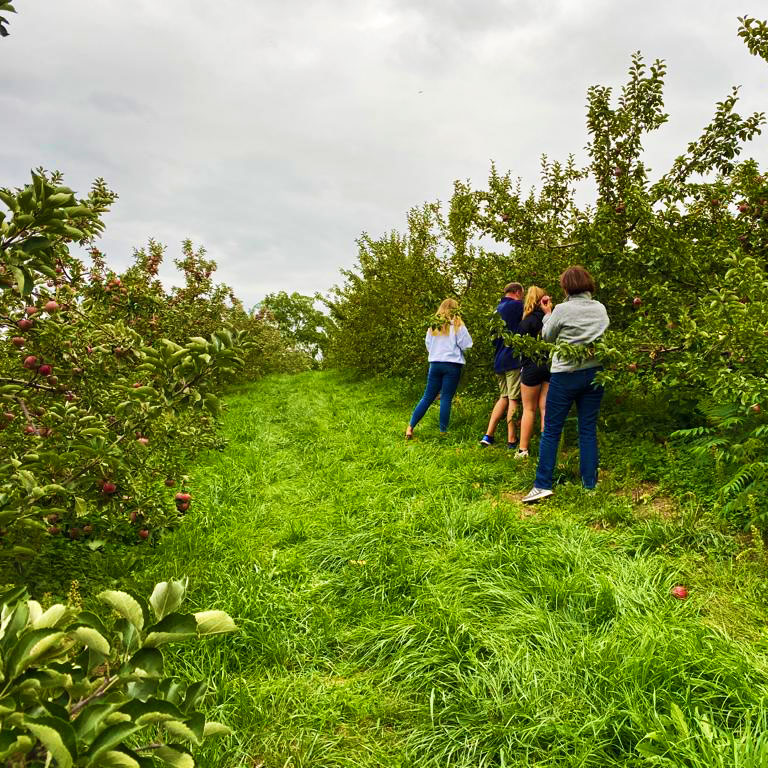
[518,383,541,452]
[409,364,443,431]
[538,381,550,431]
[485,396,508,438]
[505,370,521,444]
[533,373,575,490]
[574,368,605,489]
[438,363,462,432]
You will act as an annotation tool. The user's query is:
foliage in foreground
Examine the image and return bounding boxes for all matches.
[324,15,768,528]
[0,578,236,767]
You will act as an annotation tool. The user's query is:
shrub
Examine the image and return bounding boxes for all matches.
[0,578,236,766]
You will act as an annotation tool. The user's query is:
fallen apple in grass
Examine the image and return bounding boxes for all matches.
[671,585,688,600]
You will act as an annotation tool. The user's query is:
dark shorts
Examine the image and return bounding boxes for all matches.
[521,363,551,388]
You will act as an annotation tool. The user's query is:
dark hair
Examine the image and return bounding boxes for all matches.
[559,266,595,296]
[504,282,523,296]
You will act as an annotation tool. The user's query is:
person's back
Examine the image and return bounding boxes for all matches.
[493,296,523,373]
[542,293,609,373]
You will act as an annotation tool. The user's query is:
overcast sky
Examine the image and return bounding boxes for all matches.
[2,1,768,306]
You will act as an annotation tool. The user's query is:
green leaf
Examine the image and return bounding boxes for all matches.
[26,716,76,768]
[87,722,140,761]
[126,648,164,679]
[163,713,205,745]
[19,235,50,253]
[119,697,185,725]
[193,610,237,636]
[7,629,71,677]
[153,745,194,768]
[11,265,34,295]
[149,579,187,621]
[73,626,111,655]
[202,721,231,738]
[98,590,145,631]
[0,731,34,760]
[143,612,197,648]
[95,751,141,768]
[31,603,70,629]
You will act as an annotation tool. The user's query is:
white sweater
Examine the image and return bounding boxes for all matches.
[424,324,473,364]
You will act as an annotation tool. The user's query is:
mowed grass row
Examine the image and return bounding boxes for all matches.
[131,370,768,767]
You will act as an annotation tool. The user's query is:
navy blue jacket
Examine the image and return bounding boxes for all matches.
[493,297,523,373]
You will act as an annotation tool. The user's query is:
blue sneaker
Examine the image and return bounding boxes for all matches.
[479,434,494,446]
[507,441,519,451]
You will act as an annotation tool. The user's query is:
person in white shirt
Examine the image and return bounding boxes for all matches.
[405,299,473,439]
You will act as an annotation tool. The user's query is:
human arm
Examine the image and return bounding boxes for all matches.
[541,304,563,341]
[456,324,473,351]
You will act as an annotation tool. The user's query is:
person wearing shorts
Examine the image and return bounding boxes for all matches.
[479,282,523,448]
[515,286,551,458]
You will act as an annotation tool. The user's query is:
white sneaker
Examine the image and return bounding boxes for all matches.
[521,487,554,504]
[514,450,529,459]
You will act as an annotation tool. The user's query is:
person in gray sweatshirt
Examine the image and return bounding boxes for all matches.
[522,265,610,503]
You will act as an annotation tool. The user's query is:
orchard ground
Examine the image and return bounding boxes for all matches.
[32,371,768,766]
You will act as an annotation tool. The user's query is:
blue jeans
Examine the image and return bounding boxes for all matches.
[410,362,463,432]
[534,367,604,490]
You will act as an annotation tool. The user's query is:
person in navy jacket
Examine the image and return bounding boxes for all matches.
[479,282,524,448]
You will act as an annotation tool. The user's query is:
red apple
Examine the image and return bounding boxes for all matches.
[101,481,117,495]
[632,296,642,308]
[176,501,190,512]
[628,363,638,373]
[43,300,60,313]
[138,529,149,539]
[17,318,33,331]
[175,492,192,503]
[738,203,749,213]
[69,527,80,540]
[24,425,37,435]
[671,585,688,600]
[11,337,25,348]
[23,355,38,369]
[137,437,149,446]
[751,404,761,414]
[24,306,38,315]
[164,478,175,487]
[37,364,52,376]
[47,526,61,535]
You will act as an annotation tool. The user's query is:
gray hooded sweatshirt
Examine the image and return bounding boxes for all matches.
[541,292,610,373]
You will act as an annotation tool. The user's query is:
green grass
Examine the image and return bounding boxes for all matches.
[113,371,768,766]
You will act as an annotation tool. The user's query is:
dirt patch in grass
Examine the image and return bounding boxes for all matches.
[622,482,677,520]
[499,492,538,517]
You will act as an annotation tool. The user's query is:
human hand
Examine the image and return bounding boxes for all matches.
[541,295,552,314]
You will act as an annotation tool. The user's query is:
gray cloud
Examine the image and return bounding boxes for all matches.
[3,0,768,305]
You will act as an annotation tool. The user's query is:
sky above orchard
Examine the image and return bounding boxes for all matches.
[3,0,768,307]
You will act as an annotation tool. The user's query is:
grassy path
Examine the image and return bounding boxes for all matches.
[133,371,768,767]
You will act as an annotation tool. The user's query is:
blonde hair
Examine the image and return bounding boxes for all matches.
[430,298,463,335]
[523,286,545,318]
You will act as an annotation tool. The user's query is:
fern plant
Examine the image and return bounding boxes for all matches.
[672,402,768,528]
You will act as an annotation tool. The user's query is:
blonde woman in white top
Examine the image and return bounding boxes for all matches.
[405,299,473,439]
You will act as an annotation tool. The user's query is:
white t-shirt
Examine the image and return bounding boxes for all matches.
[424,324,473,364]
